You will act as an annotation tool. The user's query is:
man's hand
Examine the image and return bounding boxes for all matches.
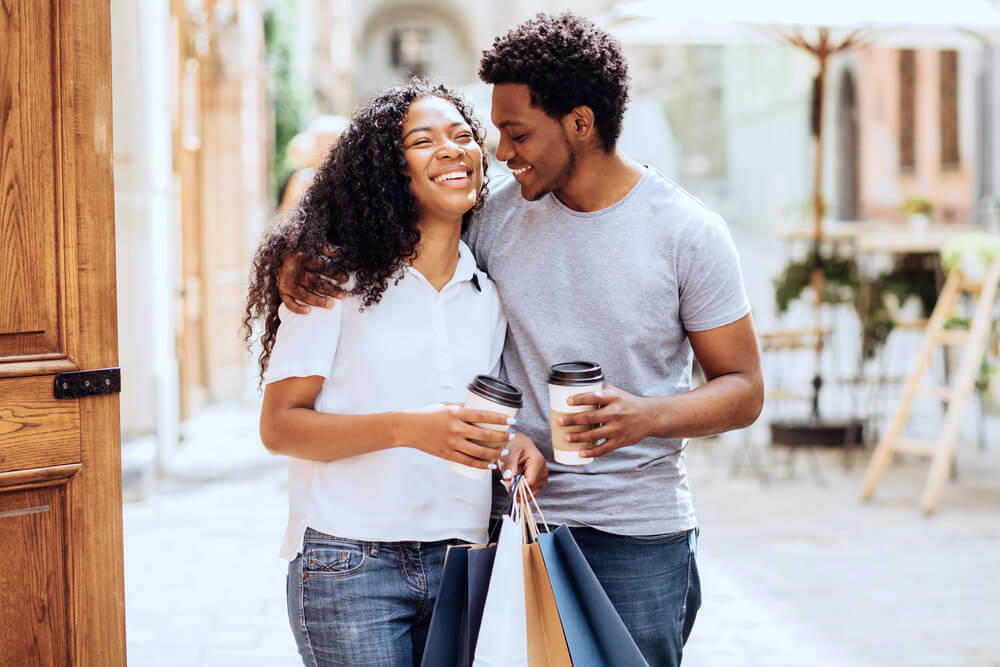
[559,385,660,459]
[500,433,548,493]
[277,243,349,314]
[398,404,513,469]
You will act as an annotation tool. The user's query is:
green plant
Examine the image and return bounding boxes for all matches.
[902,197,932,215]
[773,250,858,315]
[773,251,939,359]
[264,0,312,206]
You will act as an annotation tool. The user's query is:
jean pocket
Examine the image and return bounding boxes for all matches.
[302,540,368,578]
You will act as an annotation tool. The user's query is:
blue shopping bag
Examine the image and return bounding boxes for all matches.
[421,544,470,666]
[421,543,497,667]
[537,525,649,667]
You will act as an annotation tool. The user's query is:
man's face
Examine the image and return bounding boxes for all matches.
[490,83,576,202]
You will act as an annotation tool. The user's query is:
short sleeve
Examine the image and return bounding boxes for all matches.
[264,303,343,384]
[677,213,750,332]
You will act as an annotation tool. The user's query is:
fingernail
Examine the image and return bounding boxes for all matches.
[501,448,510,456]
[594,390,603,399]
[508,432,516,441]
[503,469,513,479]
[303,306,311,313]
[488,463,497,470]
[506,417,516,425]
[558,417,566,426]
[564,435,572,442]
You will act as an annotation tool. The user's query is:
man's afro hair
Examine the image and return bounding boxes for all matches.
[479,12,631,152]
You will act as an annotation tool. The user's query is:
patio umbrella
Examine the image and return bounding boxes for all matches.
[611,0,1000,421]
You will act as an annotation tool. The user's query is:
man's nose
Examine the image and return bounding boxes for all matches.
[495,134,514,162]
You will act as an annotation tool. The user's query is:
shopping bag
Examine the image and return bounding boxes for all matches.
[522,542,572,667]
[472,513,529,666]
[537,525,650,667]
[460,544,496,664]
[421,544,471,666]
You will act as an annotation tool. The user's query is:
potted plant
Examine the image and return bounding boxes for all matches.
[902,197,933,233]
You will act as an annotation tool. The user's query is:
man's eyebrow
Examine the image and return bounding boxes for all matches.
[402,122,466,140]
[496,120,523,129]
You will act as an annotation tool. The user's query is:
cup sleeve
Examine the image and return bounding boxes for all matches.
[264,303,343,383]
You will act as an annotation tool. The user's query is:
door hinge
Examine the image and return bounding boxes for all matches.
[54,367,121,399]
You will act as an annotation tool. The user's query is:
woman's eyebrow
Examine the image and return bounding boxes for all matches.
[402,122,466,140]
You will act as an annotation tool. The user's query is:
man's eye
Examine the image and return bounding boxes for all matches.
[512,134,527,142]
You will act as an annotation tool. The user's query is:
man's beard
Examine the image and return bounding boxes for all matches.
[529,130,577,201]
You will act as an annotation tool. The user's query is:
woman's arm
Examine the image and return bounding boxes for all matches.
[260,375,514,467]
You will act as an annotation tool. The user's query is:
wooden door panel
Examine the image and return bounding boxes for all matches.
[0,0,62,359]
[0,485,70,667]
[0,375,80,474]
[0,0,125,663]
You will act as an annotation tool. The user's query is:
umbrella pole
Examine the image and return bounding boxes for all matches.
[809,52,828,419]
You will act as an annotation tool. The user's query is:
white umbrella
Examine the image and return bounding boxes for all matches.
[610,0,1000,418]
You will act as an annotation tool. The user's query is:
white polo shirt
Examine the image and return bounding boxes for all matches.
[265,241,506,560]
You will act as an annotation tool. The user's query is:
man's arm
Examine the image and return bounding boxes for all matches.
[558,314,764,458]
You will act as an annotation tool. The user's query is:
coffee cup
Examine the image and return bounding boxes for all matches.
[548,361,603,465]
[451,375,523,480]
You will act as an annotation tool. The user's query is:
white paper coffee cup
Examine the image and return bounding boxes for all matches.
[548,361,604,465]
[451,376,522,480]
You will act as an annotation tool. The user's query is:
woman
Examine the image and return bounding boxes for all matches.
[243,80,545,666]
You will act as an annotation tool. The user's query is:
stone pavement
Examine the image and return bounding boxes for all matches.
[124,402,1000,666]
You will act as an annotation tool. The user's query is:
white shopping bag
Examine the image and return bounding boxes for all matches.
[472,513,529,667]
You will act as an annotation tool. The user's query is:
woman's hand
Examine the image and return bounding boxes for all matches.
[500,433,548,493]
[277,243,349,314]
[397,404,513,469]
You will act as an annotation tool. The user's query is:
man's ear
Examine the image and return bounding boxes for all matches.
[562,105,596,144]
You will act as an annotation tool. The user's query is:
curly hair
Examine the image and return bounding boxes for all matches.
[478,12,630,152]
[243,80,490,382]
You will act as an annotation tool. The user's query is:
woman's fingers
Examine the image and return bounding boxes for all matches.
[463,424,511,447]
[453,443,497,467]
[457,408,515,426]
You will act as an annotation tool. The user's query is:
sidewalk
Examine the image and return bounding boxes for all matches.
[123,403,1000,666]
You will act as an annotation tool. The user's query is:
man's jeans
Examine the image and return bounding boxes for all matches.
[286,528,460,667]
[570,526,702,667]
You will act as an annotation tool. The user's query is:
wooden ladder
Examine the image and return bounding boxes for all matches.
[861,255,1000,514]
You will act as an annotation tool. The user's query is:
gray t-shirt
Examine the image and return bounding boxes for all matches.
[465,166,750,536]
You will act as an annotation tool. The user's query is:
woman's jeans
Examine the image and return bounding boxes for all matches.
[569,526,702,667]
[286,528,462,667]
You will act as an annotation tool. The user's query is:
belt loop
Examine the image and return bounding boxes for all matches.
[368,542,379,558]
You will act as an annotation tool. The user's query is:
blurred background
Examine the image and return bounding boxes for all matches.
[114,1,1000,665]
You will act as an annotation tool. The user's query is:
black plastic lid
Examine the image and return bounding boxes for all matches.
[548,361,604,386]
[468,375,523,408]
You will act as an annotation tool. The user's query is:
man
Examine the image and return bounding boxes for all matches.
[277,13,763,666]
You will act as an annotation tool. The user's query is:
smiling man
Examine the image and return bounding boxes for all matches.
[276,12,763,666]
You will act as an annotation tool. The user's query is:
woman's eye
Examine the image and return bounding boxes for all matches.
[457,132,474,141]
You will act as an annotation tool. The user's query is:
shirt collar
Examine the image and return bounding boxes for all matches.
[404,240,480,291]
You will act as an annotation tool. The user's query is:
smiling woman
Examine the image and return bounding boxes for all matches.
[241,79,547,667]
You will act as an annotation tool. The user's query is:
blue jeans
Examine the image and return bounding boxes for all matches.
[286,528,462,667]
[570,526,701,667]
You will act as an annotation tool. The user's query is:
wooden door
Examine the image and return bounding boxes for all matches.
[1,1,126,664]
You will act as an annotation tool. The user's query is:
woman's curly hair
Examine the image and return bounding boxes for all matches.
[479,12,630,152]
[243,80,489,382]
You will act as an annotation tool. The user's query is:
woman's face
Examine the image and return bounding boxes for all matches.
[401,96,484,222]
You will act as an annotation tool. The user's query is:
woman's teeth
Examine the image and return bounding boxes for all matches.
[433,171,470,183]
[512,165,532,175]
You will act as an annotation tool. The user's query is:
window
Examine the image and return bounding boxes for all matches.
[898,50,916,170]
[939,50,959,168]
